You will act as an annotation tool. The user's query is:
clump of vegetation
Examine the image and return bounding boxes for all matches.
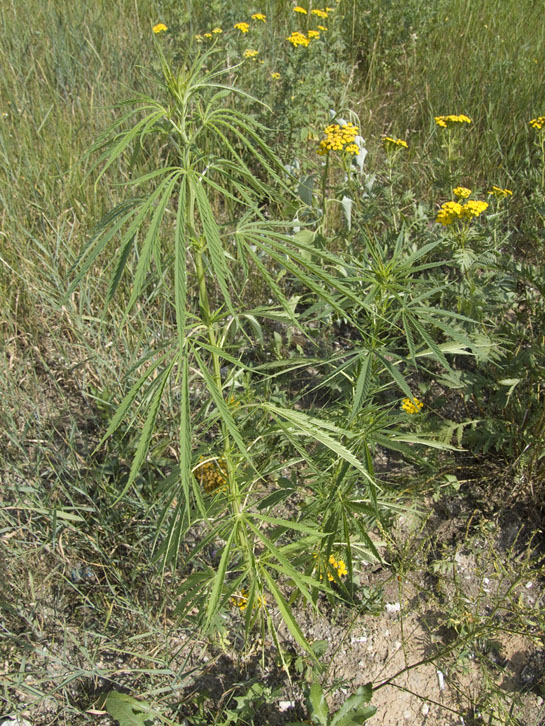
[2,1,545,725]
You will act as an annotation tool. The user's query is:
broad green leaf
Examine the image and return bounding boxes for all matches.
[307,682,329,726]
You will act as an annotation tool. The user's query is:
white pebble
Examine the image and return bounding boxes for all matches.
[421,703,430,716]
[385,602,401,613]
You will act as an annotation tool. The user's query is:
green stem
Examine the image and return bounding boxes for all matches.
[321,152,330,232]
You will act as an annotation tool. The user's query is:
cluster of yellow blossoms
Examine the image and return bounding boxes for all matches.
[293,5,332,15]
[195,27,223,41]
[287,30,317,47]
[401,397,424,415]
[234,21,250,33]
[195,457,227,493]
[317,122,359,156]
[152,23,168,34]
[434,114,472,128]
[488,186,512,199]
[318,554,348,581]
[243,49,259,58]
[529,116,545,130]
[230,589,266,610]
[383,136,408,151]
[436,194,489,226]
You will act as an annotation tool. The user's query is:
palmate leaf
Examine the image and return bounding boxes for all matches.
[93,350,171,452]
[193,179,235,316]
[203,521,238,631]
[192,346,253,467]
[111,358,176,506]
[123,170,183,319]
[263,404,379,496]
[260,566,318,663]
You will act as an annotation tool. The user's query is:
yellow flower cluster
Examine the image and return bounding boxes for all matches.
[461,200,489,219]
[436,199,488,225]
[286,30,310,47]
[243,48,259,58]
[308,29,320,39]
[317,122,359,156]
[195,27,222,41]
[195,457,227,493]
[401,397,424,414]
[311,8,328,17]
[529,116,545,130]
[383,136,408,150]
[488,186,513,198]
[315,553,348,581]
[293,5,307,13]
[230,589,266,610]
[453,186,471,198]
[271,72,281,80]
[234,21,250,33]
[152,23,168,34]
[434,114,472,128]
[251,13,266,21]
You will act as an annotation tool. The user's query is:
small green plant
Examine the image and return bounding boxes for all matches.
[290,682,376,726]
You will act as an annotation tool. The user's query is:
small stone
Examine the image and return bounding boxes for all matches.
[421,703,430,716]
[403,709,412,720]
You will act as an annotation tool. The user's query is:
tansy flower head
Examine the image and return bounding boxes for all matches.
[293,5,308,13]
[459,200,488,219]
[383,136,408,150]
[435,114,472,128]
[196,456,227,493]
[453,186,472,198]
[212,27,222,33]
[488,185,513,198]
[317,121,360,156]
[243,48,259,58]
[230,589,248,610]
[436,201,463,225]
[271,72,281,80]
[317,25,328,30]
[311,8,328,17]
[529,116,545,130]
[234,21,250,32]
[152,23,168,34]
[287,30,310,47]
[203,32,212,38]
[307,29,320,38]
[251,13,266,21]
[401,397,424,414]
